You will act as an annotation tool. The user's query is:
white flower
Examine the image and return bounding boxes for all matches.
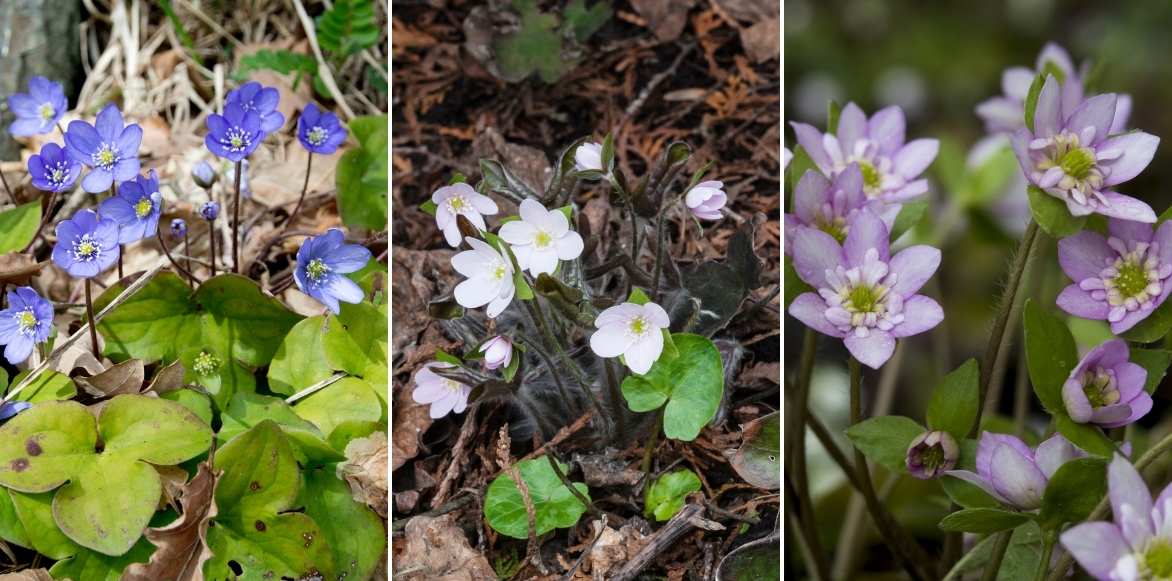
[574,142,604,172]
[480,335,513,370]
[452,237,516,318]
[498,199,585,276]
[685,180,727,221]
[412,361,471,418]
[432,183,499,248]
[589,301,670,375]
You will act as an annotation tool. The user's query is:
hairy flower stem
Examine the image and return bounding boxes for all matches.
[640,409,663,479]
[1033,531,1057,581]
[787,329,826,574]
[157,230,198,287]
[524,298,606,421]
[84,279,99,358]
[232,161,242,274]
[281,152,313,235]
[982,531,1013,581]
[650,215,668,301]
[602,359,628,441]
[208,221,218,277]
[515,334,573,403]
[849,357,931,581]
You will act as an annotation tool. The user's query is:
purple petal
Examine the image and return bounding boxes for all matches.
[1003,67,1035,100]
[117,124,143,159]
[1111,94,1132,134]
[324,244,372,274]
[988,443,1047,509]
[4,337,33,365]
[1035,434,1082,479]
[1097,191,1157,223]
[836,103,868,155]
[1065,94,1117,145]
[1093,339,1131,368]
[790,122,832,174]
[1104,391,1152,429]
[1060,522,1129,580]
[8,118,46,137]
[1088,404,1134,427]
[81,169,113,194]
[1062,378,1094,423]
[1056,285,1110,321]
[787,293,845,338]
[885,179,929,202]
[7,94,38,117]
[842,210,889,266]
[1101,132,1160,187]
[95,104,123,141]
[844,330,895,369]
[1108,218,1154,245]
[868,106,905,155]
[65,120,101,160]
[892,139,939,179]
[888,245,940,296]
[833,164,866,209]
[944,471,1010,505]
[891,295,943,338]
[976,97,1024,132]
[793,170,831,224]
[1058,231,1113,281]
[1108,454,1153,538]
[1115,361,1148,396]
[977,433,1034,481]
[1033,75,1062,137]
[790,227,841,288]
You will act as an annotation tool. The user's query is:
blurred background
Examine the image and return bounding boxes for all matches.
[785,1,1172,578]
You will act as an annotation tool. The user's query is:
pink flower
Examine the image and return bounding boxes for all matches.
[480,336,513,370]
[685,181,727,221]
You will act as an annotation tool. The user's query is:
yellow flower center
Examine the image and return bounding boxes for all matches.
[38,103,54,121]
[448,196,466,212]
[134,198,153,218]
[628,316,649,336]
[16,311,36,333]
[306,258,330,282]
[193,351,221,376]
[94,146,117,169]
[535,231,552,248]
[74,239,98,260]
[308,126,328,146]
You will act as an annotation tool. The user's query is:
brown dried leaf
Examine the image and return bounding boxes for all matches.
[123,461,220,581]
[739,18,779,63]
[394,514,496,581]
[588,520,649,580]
[339,431,388,518]
[77,358,145,397]
[392,380,432,473]
[630,0,698,41]
[53,340,105,377]
[248,140,343,210]
[0,254,45,285]
[0,570,52,581]
[714,0,775,22]
[146,360,186,394]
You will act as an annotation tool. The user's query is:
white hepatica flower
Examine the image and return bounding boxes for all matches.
[574,142,604,172]
[480,335,513,370]
[685,180,727,220]
[432,182,499,247]
[498,199,585,276]
[452,237,516,318]
[589,301,670,374]
[411,361,471,419]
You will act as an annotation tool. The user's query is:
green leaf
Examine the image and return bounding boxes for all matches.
[323,301,388,383]
[620,334,723,441]
[562,0,610,41]
[644,468,701,521]
[941,475,999,509]
[843,415,925,473]
[1131,348,1172,394]
[53,455,162,557]
[293,377,381,443]
[48,539,154,581]
[179,346,256,410]
[1024,72,1046,133]
[729,411,779,490]
[0,201,41,254]
[0,400,96,492]
[890,200,929,240]
[419,200,438,216]
[0,487,29,548]
[1024,300,1079,414]
[11,369,76,403]
[206,421,336,579]
[494,0,575,83]
[484,457,590,539]
[956,145,1019,207]
[939,508,1033,534]
[783,257,811,308]
[336,115,389,230]
[234,49,317,89]
[1027,186,1085,237]
[9,490,79,559]
[299,466,385,581]
[315,0,380,57]
[827,100,842,133]
[268,315,335,396]
[1039,457,1107,529]
[95,273,302,369]
[218,392,344,465]
[926,359,979,439]
[1122,299,1172,343]
[716,532,780,581]
[1054,415,1116,457]
[601,132,615,172]
[628,286,651,306]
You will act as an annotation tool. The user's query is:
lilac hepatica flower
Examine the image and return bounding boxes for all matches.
[297,103,347,155]
[451,237,516,318]
[1062,455,1172,580]
[431,182,499,248]
[0,402,30,422]
[99,170,163,244]
[479,336,513,371]
[0,287,52,365]
[294,229,372,315]
[787,210,943,369]
[205,103,263,162]
[1012,77,1158,221]
[1057,219,1172,334]
[51,209,119,278]
[225,81,285,135]
[574,142,604,172]
[498,199,584,276]
[64,104,142,193]
[412,361,471,419]
[590,301,671,375]
[905,430,959,480]
[686,181,727,221]
[790,103,938,204]
[7,76,66,137]
[784,164,894,253]
[1063,339,1152,429]
[946,432,1084,510]
[27,143,80,193]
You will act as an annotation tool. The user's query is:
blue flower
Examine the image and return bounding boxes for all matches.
[200,201,220,221]
[99,170,163,243]
[0,287,53,364]
[7,76,66,137]
[225,82,285,135]
[294,229,372,314]
[51,209,120,278]
[205,102,263,162]
[191,160,217,189]
[64,104,143,193]
[27,143,80,193]
[171,218,187,238]
[0,402,31,422]
[297,103,347,154]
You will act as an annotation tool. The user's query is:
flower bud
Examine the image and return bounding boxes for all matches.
[905,430,958,480]
[574,142,603,172]
[685,180,727,221]
[170,218,187,239]
[199,201,220,221]
[479,336,513,370]
[192,161,217,189]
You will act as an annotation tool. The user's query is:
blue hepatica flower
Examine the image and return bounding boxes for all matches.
[51,209,120,278]
[205,103,263,162]
[0,402,31,422]
[297,103,348,155]
[200,201,220,221]
[99,170,163,243]
[0,287,53,364]
[171,218,187,239]
[27,143,80,193]
[225,81,285,135]
[7,76,67,137]
[64,103,143,193]
[294,229,372,314]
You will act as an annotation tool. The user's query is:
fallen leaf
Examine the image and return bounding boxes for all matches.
[574,449,642,487]
[123,461,220,581]
[52,340,106,377]
[728,411,780,490]
[146,360,186,394]
[392,381,432,473]
[588,519,649,580]
[739,18,779,63]
[282,287,326,317]
[738,361,779,386]
[394,514,497,581]
[630,0,698,41]
[0,570,53,581]
[394,490,420,513]
[468,127,551,195]
[339,431,389,518]
[248,139,343,210]
[0,253,46,285]
[713,0,774,21]
[77,358,145,397]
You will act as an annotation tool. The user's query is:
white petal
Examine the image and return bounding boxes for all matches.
[555,232,584,260]
[499,220,537,245]
[643,302,671,328]
[486,282,515,318]
[528,248,559,276]
[590,324,636,358]
[595,303,643,328]
[454,278,498,308]
[451,249,485,277]
[625,332,664,375]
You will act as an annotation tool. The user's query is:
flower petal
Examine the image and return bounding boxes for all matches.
[836,103,868,155]
[988,443,1047,509]
[790,122,832,174]
[1108,454,1154,541]
[790,227,842,288]
[1035,434,1082,479]
[868,106,905,156]
[892,139,939,179]
[1056,285,1110,321]
[1060,522,1129,580]
[890,295,943,338]
[1097,191,1157,223]
[888,245,940,296]
[590,324,636,358]
[625,332,664,375]
[842,210,889,266]
[555,232,584,261]
[1058,231,1115,282]
[1066,93,1117,145]
[1033,75,1062,137]
[787,293,844,338]
[844,330,895,369]
[1101,132,1159,186]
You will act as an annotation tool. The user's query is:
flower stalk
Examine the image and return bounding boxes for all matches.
[232,161,242,274]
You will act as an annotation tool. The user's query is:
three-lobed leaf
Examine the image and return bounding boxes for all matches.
[644,468,701,521]
[484,457,590,539]
[620,333,723,441]
[1038,457,1107,529]
[1027,186,1085,237]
